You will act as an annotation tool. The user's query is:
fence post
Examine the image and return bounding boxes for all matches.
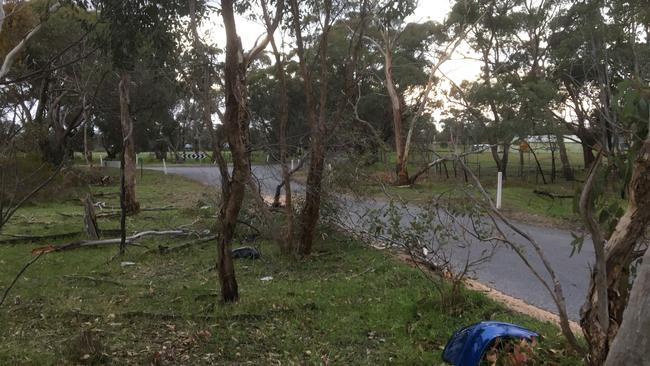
[496,171,503,209]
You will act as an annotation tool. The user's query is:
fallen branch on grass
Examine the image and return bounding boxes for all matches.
[57,206,178,219]
[533,190,574,200]
[63,275,125,287]
[31,230,190,253]
[157,235,217,254]
[0,252,44,306]
[0,229,125,245]
[0,231,83,244]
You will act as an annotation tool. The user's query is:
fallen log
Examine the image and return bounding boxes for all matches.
[0,252,44,306]
[533,190,574,200]
[57,206,178,219]
[0,229,124,245]
[157,235,217,254]
[31,230,189,254]
[63,275,125,287]
[0,231,83,244]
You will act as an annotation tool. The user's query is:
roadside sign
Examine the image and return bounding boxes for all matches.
[181,152,208,160]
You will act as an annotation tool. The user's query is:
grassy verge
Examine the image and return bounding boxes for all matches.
[357,178,582,229]
[339,148,628,229]
[1,169,581,364]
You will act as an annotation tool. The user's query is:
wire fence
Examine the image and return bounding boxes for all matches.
[406,147,585,185]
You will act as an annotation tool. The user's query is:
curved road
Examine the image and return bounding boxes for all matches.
[152,165,593,320]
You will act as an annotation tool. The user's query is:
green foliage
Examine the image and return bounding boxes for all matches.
[96,0,190,71]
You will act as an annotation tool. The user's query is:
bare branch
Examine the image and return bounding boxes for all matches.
[579,153,609,333]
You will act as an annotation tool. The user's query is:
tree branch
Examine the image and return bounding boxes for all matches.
[0,1,61,80]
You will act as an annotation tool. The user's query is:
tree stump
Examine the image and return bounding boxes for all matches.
[83,194,100,240]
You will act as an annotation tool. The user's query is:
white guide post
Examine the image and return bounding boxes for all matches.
[291,159,294,170]
[496,171,503,209]
[162,158,168,175]
[100,156,103,167]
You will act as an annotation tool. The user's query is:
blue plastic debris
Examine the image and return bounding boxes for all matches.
[442,321,539,366]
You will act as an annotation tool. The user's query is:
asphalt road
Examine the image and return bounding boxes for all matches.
[151,165,594,320]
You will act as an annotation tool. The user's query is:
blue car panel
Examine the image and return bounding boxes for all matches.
[442,321,538,366]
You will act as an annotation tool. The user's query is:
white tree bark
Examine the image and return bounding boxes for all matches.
[604,246,650,366]
[0,0,6,34]
[0,1,60,80]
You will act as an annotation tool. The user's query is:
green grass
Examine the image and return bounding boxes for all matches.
[347,145,623,228]
[0,169,582,364]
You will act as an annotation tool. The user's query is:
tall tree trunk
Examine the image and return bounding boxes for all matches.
[82,96,93,167]
[528,143,547,185]
[581,137,650,365]
[580,129,597,170]
[501,143,510,179]
[550,144,556,183]
[564,79,597,170]
[217,0,282,300]
[519,143,525,177]
[83,122,92,166]
[290,0,331,257]
[556,133,574,180]
[267,26,293,253]
[217,0,249,303]
[118,72,140,214]
[490,142,510,179]
[383,40,408,185]
[604,244,650,365]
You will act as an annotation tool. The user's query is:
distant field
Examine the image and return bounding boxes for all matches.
[345,143,628,229]
[372,142,586,182]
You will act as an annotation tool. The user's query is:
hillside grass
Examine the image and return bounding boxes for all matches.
[0,169,582,365]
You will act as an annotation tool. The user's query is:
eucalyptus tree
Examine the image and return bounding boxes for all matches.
[544,2,650,362]
[547,1,608,170]
[287,0,370,256]
[447,0,527,179]
[186,0,229,173]
[0,1,104,165]
[548,0,650,170]
[96,0,191,217]
[506,0,576,181]
[217,0,283,301]
[93,62,180,160]
[361,0,441,185]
